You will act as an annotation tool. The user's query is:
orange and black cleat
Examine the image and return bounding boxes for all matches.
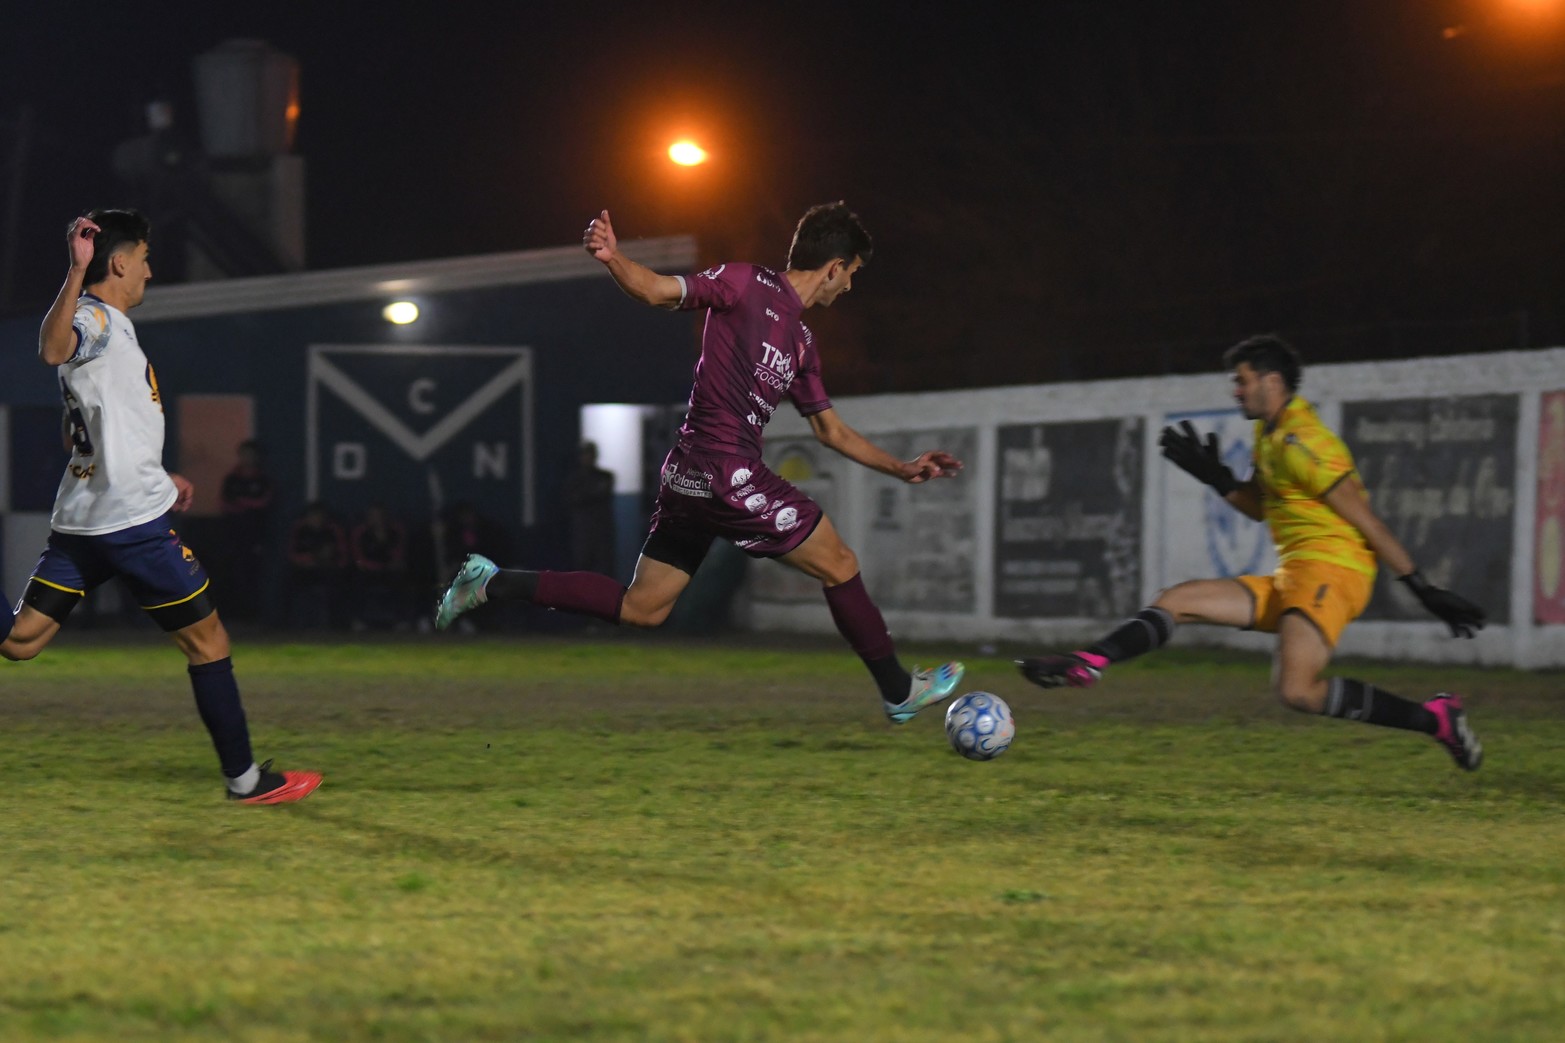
[227,759,323,804]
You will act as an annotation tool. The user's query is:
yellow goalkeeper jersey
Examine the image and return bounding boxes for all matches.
[1251,396,1377,577]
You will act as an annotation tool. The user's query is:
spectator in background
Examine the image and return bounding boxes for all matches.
[286,501,347,630]
[219,440,274,623]
[349,503,409,631]
[442,501,508,570]
[565,441,616,576]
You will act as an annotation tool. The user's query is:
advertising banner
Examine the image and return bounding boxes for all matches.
[1344,395,1517,624]
[859,427,979,612]
[994,418,1143,619]
[1535,391,1565,624]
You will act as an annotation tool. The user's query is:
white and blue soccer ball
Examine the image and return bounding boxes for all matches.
[944,691,1016,761]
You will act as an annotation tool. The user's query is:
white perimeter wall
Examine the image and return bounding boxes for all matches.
[750,347,1565,669]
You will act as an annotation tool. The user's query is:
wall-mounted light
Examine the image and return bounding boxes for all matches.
[383,301,420,325]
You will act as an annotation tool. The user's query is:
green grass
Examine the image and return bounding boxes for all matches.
[2,634,1563,1042]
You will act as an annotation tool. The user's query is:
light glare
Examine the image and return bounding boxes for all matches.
[668,141,708,166]
[383,301,419,325]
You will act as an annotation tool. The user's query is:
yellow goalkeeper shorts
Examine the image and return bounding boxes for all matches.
[1236,560,1375,647]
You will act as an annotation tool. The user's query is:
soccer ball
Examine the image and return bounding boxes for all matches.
[944,692,1015,761]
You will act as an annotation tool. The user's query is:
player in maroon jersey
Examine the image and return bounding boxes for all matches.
[437,203,965,722]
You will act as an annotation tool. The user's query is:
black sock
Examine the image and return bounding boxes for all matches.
[189,657,255,778]
[1086,607,1175,664]
[1322,678,1438,734]
[484,569,540,602]
[866,654,913,704]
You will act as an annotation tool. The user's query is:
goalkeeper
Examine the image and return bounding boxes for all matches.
[1018,334,1488,770]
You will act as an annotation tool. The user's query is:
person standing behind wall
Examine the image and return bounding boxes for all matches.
[565,441,617,576]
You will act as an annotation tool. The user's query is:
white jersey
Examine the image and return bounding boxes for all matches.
[51,295,178,535]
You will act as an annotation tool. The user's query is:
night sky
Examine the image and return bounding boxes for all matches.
[4,0,1563,392]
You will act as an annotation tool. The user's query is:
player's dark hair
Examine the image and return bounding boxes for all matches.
[80,208,151,286]
[1222,333,1302,392]
[786,201,872,271]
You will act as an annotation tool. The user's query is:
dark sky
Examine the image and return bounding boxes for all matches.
[4,0,1563,391]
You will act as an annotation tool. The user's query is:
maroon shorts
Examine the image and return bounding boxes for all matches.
[644,446,823,571]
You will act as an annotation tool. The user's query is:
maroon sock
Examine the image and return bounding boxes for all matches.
[534,571,627,624]
[824,573,910,702]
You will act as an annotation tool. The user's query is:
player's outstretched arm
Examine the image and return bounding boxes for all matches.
[582,210,683,309]
[1323,476,1486,638]
[39,217,99,366]
[1158,421,1262,519]
[806,408,963,483]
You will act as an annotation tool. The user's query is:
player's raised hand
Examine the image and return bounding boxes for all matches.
[1159,420,1238,495]
[67,216,100,271]
[902,450,964,483]
[583,210,618,263]
[1398,570,1486,639]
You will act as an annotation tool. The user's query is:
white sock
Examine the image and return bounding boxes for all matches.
[227,763,261,794]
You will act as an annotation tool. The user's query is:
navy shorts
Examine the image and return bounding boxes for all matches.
[26,514,214,632]
[643,446,823,574]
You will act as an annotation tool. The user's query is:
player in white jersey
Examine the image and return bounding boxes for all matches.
[1,210,320,805]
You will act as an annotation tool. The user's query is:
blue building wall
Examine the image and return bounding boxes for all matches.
[1,249,701,623]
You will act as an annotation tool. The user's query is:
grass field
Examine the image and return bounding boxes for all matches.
[2,632,1563,1042]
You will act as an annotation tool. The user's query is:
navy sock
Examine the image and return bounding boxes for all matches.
[1086,607,1175,664]
[1323,677,1438,734]
[188,657,255,778]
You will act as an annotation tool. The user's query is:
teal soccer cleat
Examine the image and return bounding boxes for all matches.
[435,554,499,630]
[884,661,965,724]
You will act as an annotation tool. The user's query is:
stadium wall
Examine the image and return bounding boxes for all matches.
[0,238,699,611]
[753,347,1565,670]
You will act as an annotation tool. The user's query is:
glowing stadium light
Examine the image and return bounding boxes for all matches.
[668,140,708,166]
[382,301,420,325]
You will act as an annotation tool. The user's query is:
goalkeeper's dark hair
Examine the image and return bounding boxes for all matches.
[79,208,152,286]
[1223,333,1302,392]
[786,201,873,271]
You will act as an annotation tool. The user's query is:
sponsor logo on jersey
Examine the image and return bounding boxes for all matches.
[744,492,768,513]
[753,366,790,392]
[754,270,781,291]
[775,507,799,532]
[730,468,753,487]
[697,264,727,281]
[760,342,795,381]
[765,307,781,322]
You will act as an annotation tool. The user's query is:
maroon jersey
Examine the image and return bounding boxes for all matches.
[673,262,832,457]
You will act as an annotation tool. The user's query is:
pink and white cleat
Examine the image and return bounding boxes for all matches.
[1015,651,1109,690]
[1424,693,1483,771]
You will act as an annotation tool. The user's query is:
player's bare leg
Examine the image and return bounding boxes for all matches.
[780,515,963,722]
[617,556,694,627]
[1018,578,1252,689]
[1277,610,1482,770]
[0,605,63,662]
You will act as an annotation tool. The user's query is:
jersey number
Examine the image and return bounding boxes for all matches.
[60,379,96,457]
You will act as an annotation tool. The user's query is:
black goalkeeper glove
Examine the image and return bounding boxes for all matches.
[1158,420,1238,495]
[1399,570,1486,639]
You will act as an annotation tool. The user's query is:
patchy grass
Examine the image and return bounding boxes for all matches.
[2,635,1562,1041]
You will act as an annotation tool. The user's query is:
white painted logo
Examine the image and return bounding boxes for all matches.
[744,492,768,513]
[775,507,799,532]
[730,468,752,487]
